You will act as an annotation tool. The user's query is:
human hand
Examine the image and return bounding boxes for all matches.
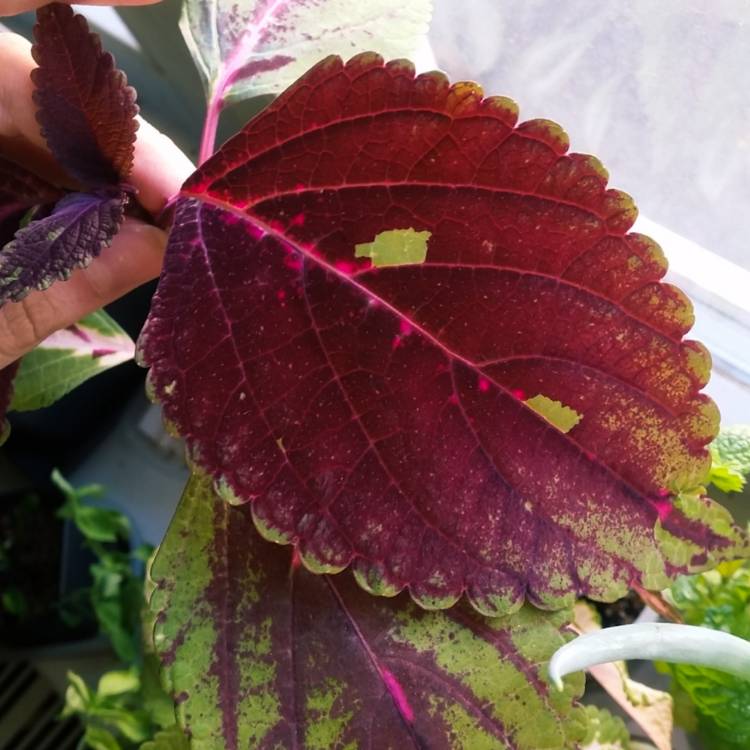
[0,7,193,368]
[1,0,162,15]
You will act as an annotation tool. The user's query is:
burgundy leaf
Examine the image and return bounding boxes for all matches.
[0,191,126,304]
[0,360,20,445]
[139,53,747,614]
[31,3,139,186]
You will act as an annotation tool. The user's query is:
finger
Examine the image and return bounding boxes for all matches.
[2,1,162,15]
[0,218,166,366]
[0,33,193,214]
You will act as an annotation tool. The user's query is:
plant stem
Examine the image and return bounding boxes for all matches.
[632,582,683,623]
[199,87,224,165]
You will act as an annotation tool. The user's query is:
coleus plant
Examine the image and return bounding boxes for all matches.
[0,2,748,748]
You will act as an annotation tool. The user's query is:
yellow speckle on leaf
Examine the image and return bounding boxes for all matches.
[355,228,431,267]
[524,394,582,433]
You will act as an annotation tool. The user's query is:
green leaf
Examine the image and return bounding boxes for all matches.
[141,655,176,730]
[712,425,750,475]
[666,561,750,748]
[83,726,124,750]
[91,585,138,663]
[72,505,132,543]
[1,587,28,617]
[10,309,134,411]
[180,0,431,104]
[86,706,152,744]
[354,228,431,267]
[140,726,190,750]
[97,668,141,698]
[52,469,129,543]
[706,452,745,493]
[149,472,587,749]
[524,394,582,434]
[63,670,92,715]
[580,705,631,749]
[707,425,750,492]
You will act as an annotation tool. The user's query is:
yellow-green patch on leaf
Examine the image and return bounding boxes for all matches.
[525,394,582,433]
[355,228,431,267]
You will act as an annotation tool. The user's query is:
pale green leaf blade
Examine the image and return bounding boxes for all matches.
[149,472,587,749]
[140,726,190,750]
[580,705,631,750]
[10,309,134,411]
[97,667,141,698]
[180,0,432,103]
[708,425,750,492]
[524,394,582,434]
[83,726,123,750]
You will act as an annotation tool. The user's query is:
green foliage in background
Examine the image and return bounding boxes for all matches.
[580,705,631,749]
[53,470,149,662]
[52,473,183,750]
[707,425,750,493]
[665,559,750,749]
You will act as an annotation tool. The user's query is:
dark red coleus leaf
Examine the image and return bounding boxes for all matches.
[139,53,747,615]
[31,2,139,187]
[0,191,126,303]
[0,360,20,445]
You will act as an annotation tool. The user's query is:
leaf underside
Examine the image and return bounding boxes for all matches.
[151,472,587,750]
[10,309,135,411]
[180,0,432,103]
[139,53,748,615]
[32,3,139,186]
[0,191,126,304]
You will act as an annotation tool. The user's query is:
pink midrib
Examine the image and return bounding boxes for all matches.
[179,188,692,523]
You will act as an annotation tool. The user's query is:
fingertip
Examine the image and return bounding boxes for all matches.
[131,118,194,215]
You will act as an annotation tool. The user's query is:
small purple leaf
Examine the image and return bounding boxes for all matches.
[32,3,139,186]
[0,191,126,304]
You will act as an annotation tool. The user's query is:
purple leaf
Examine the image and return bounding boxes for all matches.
[0,190,126,304]
[31,3,139,186]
